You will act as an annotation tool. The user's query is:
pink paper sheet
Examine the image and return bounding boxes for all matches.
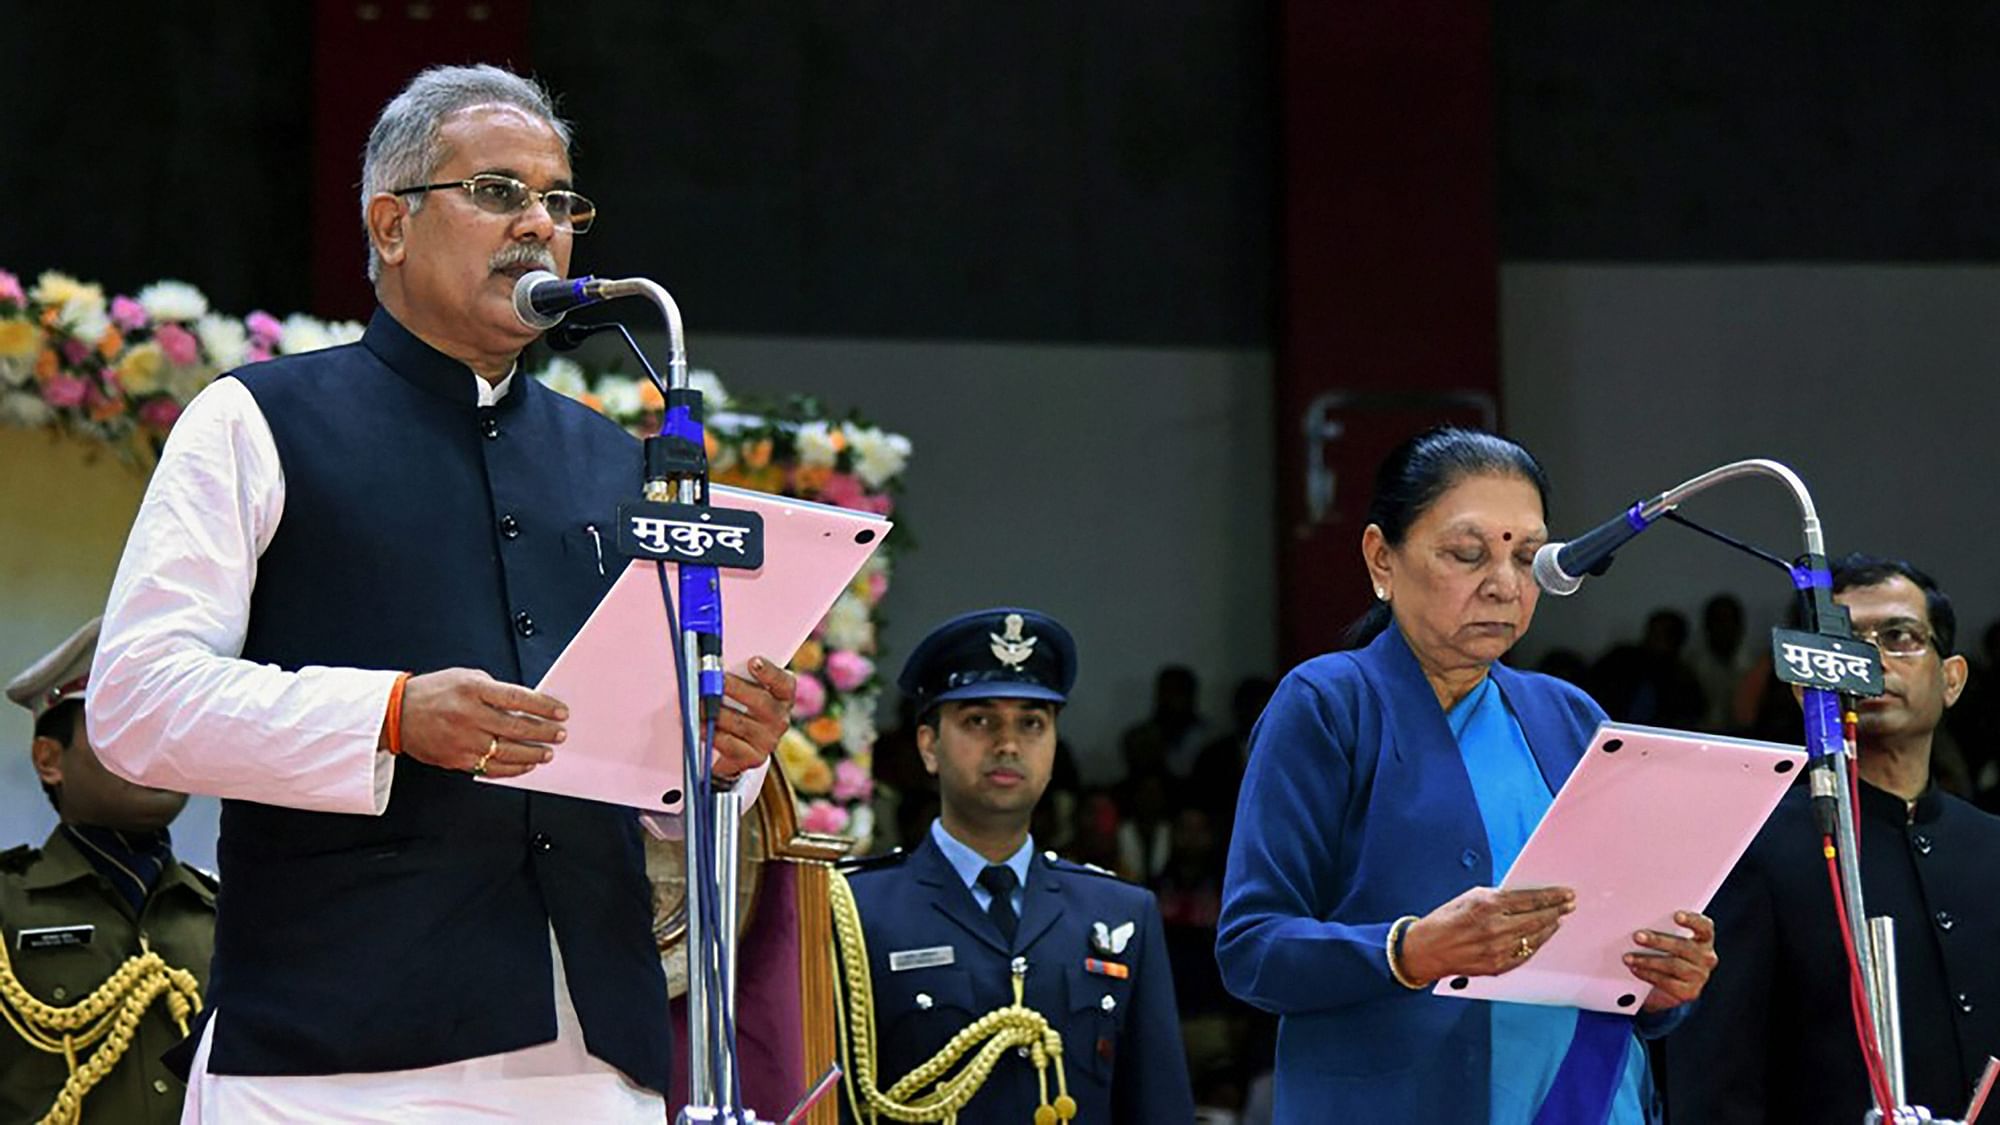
[1435,722,1807,1013]
[482,485,888,811]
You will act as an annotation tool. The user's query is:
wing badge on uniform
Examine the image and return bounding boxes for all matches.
[989,614,1038,668]
[1090,920,1135,956]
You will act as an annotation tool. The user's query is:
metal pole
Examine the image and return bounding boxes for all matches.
[1868,917,1906,1110]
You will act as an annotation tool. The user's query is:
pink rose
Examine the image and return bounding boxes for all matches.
[0,270,23,305]
[247,342,274,364]
[155,323,199,365]
[824,650,875,693]
[819,472,868,512]
[61,338,92,366]
[866,572,890,603]
[800,800,850,835]
[246,310,283,345]
[43,375,89,408]
[139,398,184,430]
[111,295,149,330]
[865,493,895,517]
[791,672,827,719]
[832,759,874,803]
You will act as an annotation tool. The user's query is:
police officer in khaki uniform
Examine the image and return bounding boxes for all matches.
[1,619,215,1124]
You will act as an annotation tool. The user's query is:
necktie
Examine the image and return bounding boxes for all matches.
[977,864,1020,944]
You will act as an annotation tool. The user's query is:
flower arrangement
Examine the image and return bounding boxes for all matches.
[0,268,362,461]
[529,356,911,844]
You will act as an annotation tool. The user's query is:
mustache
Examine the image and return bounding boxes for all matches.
[490,243,557,273]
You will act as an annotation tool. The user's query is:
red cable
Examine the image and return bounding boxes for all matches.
[1825,836,1896,1114]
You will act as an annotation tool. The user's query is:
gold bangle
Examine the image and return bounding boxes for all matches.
[1386,914,1426,989]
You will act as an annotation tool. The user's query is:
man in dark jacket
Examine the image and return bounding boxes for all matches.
[1666,554,2000,1123]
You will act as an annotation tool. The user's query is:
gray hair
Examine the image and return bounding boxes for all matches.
[360,64,572,282]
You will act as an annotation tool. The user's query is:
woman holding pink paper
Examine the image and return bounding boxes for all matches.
[1216,427,1718,1124]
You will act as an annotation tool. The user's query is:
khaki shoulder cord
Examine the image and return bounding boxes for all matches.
[829,869,1077,1125]
[0,935,202,1125]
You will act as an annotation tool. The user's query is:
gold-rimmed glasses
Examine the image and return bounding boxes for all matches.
[392,173,597,234]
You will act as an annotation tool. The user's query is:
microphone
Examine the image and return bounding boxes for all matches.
[1533,501,1656,596]
[512,270,600,329]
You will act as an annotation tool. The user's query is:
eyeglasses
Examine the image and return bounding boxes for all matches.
[392,174,597,234]
[1856,622,1936,657]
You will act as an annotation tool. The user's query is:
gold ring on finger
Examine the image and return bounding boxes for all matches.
[473,736,499,777]
[1516,937,1534,959]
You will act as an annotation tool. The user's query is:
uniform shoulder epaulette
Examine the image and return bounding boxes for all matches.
[837,847,908,874]
[0,844,37,875]
[183,863,222,894]
[1042,850,1123,880]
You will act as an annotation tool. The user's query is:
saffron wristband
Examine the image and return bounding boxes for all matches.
[383,672,412,755]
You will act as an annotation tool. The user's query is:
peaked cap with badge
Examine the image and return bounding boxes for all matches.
[4,617,101,723]
[896,607,1077,718]
[3,619,216,1125]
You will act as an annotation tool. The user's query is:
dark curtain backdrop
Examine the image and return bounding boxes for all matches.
[1,3,1275,346]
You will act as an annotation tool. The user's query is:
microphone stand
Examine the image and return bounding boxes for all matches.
[568,281,757,1123]
[1586,458,1951,1123]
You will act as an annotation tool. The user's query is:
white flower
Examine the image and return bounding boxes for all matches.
[324,320,366,347]
[534,356,589,399]
[685,368,731,409]
[194,314,249,370]
[860,553,891,581]
[277,314,333,355]
[0,355,30,389]
[135,280,209,323]
[165,362,219,405]
[597,375,644,420]
[61,306,112,347]
[846,804,875,845]
[820,591,875,652]
[795,421,841,469]
[840,693,879,755]
[847,425,911,489]
[1,391,53,427]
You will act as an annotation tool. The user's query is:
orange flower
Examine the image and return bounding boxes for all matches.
[740,465,785,494]
[39,307,60,329]
[792,639,825,673]
[97,327,124,359]
[743,438,774,469]
[34,349,58,383]
[637,380,664,412]
[792,756,834,795]
[792,465,832,493]
[703,431,720,458]
[805,714,844,747]
[711,466,749,489]
[579,393,605,414]
[89,395,122,422]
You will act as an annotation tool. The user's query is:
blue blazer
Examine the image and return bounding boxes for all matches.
[1216,623,1683,1123]
[843,837,1195,1123]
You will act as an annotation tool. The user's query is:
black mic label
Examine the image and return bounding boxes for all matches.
[615,502,764,570]
[1769,628,1885,697]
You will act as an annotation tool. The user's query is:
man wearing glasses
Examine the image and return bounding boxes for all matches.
[87,65,794,1121]
[1664,554,2000,1123]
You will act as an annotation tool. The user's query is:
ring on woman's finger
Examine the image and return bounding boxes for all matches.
[472,736,499,777]
[1515,936,1534,960]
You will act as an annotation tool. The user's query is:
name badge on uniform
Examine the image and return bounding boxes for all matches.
[16,924,94,952]
[889,945,956,972]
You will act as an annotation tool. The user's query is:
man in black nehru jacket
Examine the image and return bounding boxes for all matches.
[88,64,795,1121]
[1666,555,2000,1123]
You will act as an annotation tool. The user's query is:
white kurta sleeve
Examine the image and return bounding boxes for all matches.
[88,376,398,815]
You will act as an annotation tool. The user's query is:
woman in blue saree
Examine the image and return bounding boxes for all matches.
[1216,428,1718,1124]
